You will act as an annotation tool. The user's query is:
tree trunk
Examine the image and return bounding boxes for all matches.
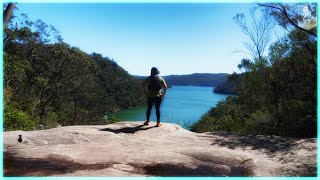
[3,3,16,27]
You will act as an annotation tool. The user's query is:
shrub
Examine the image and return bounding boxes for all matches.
[4,104,37,131]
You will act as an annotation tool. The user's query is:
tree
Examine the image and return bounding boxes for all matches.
[3,3,16,27]
[4,5,145,130]
[193,3,316,138]
[233,8,275,62]
[258,3,317,37]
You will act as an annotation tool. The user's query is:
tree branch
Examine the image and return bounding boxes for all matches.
[258,3,317,37]
[3,3,16,27]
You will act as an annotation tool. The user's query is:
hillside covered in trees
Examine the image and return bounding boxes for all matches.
[213,79,237,95]
[4,4,145,131]
[192,3,317,138]
[135,73,229,87]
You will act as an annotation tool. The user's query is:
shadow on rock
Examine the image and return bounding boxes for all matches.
[201,132,300,154]
[141,163,253,176]
[99,125,154,134]
[199,132,317,176]
[4,152,114,176]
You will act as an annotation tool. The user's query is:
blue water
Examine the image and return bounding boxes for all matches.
[107,86,229,129]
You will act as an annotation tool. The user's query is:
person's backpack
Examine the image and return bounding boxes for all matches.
[148,76,162,91]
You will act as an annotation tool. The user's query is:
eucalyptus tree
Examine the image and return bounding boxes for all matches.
[233,8,275,62]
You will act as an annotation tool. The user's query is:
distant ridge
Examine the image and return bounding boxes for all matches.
[134,73,229,87]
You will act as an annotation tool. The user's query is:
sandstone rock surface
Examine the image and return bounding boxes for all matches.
[3,121,316,176]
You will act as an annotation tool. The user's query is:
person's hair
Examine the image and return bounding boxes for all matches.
[151,67,160,76]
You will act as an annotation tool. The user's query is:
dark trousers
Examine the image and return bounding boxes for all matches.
[146,97,162,122]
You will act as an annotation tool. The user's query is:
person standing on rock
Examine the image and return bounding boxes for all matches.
[141,67,167,127]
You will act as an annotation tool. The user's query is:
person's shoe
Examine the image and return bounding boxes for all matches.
[143,120,150,125]
[156,122,161,127]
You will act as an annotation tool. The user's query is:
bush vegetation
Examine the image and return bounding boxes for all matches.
[191,4,317,138]
[4,9,145,130]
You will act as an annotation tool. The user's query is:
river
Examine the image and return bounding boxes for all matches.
[106,86,230,129]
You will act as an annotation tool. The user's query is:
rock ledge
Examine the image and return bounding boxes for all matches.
[4,121,316,176]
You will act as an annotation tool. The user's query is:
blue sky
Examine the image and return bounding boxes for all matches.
[15,3,267,76]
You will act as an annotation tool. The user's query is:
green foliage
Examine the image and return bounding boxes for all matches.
[4,12,145,131]
[4,102,37,131]
[192,25,316,138]
[213,77,237,95]
[105,116,122,124]
[40,111,59,129]
[191,97,249,134]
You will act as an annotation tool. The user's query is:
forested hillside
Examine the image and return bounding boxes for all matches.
[213,79,237,95]
[135,73,229,87]
[192,3,317,138]
[4,6,145,131]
